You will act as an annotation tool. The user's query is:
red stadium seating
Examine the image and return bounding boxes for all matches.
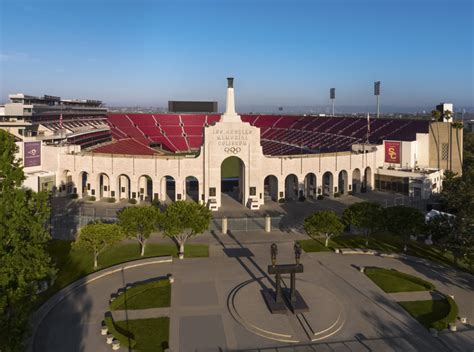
[104,113,430,156]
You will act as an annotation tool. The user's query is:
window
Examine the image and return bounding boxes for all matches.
[442,143,449,160]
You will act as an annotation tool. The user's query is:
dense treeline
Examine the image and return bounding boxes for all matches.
[0,130,55,351]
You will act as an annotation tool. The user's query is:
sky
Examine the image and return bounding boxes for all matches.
[0,0,473,111]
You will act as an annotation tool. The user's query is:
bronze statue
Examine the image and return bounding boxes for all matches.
[271,243,278,266]
[294,242,302,265]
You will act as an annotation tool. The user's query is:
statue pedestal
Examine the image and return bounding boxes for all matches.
[262,289,287,314]
[283,288,309,314]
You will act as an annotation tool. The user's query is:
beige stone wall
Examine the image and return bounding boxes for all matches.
[56,117,380,210]
[429,122,463,175]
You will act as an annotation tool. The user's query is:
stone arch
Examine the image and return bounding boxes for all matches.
[138,175,153,202]
[338,170,349,195]
[97,172,111,199]
[304,173,317,199]
[61,169,73,194]
[221,156,245,205]
[117,174,131,200]
[160,175,176,202]
[322,171,334,196]
[352,168,361,193]
[363,167,372,192]
[79,171,89,197]
[264,175,278,202]
[185,176,199,202]
[285,174,298,200]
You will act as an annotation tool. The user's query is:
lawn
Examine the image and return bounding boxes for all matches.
[298,239,332,252]
[399,297,458,330]
[298,234,473,274]
[113,317,170,351]
[364,267,435,293]
[110,279,171,310]
[39,240,208,305]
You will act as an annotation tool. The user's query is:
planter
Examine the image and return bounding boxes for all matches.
[101,326,108,335]
[359,266,365,273]
[178,253,184,260]
[168,274,175,284]
[448,323,457,332]
[112,339,120,350]
[460,317,467,324]
[106,334,114,344]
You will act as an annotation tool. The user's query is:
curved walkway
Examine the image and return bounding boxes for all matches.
[29,256,172,352]
[30,231,474,352]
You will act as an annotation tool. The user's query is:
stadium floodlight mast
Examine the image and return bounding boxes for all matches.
[330,88,335,116]
[374,81,381,118]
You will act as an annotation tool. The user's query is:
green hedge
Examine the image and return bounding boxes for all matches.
[104,316,137,348]
[110,279,171,311]
[432,296,459,330]
[400,296,459,331]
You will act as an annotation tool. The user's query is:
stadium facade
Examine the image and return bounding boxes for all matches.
[1,78,463,209]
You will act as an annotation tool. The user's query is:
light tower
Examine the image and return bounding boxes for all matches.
[330,88,335,116]
[374,81,381,118]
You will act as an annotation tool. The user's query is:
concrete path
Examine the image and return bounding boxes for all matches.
[32,230,474,352]
[111,307,170,321]
[389,291,445,302]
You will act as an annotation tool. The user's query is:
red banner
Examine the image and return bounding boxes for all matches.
[385,141,400,164]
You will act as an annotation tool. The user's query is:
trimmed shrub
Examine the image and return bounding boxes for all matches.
[317,195,324,200]
[334,192,341,198]
[298,195,306,202]
[128,198,137,205]
[278,198,285,203]
[432,296,459,330]
[107,197,116,203]
[348,191,354,196]
[87,196,96,201]
[70,193,78,199]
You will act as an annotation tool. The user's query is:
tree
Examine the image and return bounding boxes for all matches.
[342,202,384,245]
[161,201,212,258]
[304,211,344,247]
[117,205,160,256]
[431,109,441,121]
[426,214,455,242]
[0,130,54,351]
[384,206,425,251]
[73,223,123,268]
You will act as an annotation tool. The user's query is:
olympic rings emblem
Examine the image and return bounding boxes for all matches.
[224,147,241,154]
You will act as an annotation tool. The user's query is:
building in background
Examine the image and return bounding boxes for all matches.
[0,80,464,203]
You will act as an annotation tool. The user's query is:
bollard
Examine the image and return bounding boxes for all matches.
[449,323,457,332]
[359,266,365,273]
[222,217,228,234]
[106,335,114,344]
[265,215,271,233]
[168,274,174,284]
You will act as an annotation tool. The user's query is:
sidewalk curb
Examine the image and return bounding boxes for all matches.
[28,256,173,352]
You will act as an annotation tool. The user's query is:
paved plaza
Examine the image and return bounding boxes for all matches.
[32,230,474,351]
[50,191,430,240]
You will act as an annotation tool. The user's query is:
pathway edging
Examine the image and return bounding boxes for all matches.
[29,256,173,352]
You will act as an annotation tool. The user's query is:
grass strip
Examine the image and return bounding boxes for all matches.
[110,279,171,310]
[365,267,435,293]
